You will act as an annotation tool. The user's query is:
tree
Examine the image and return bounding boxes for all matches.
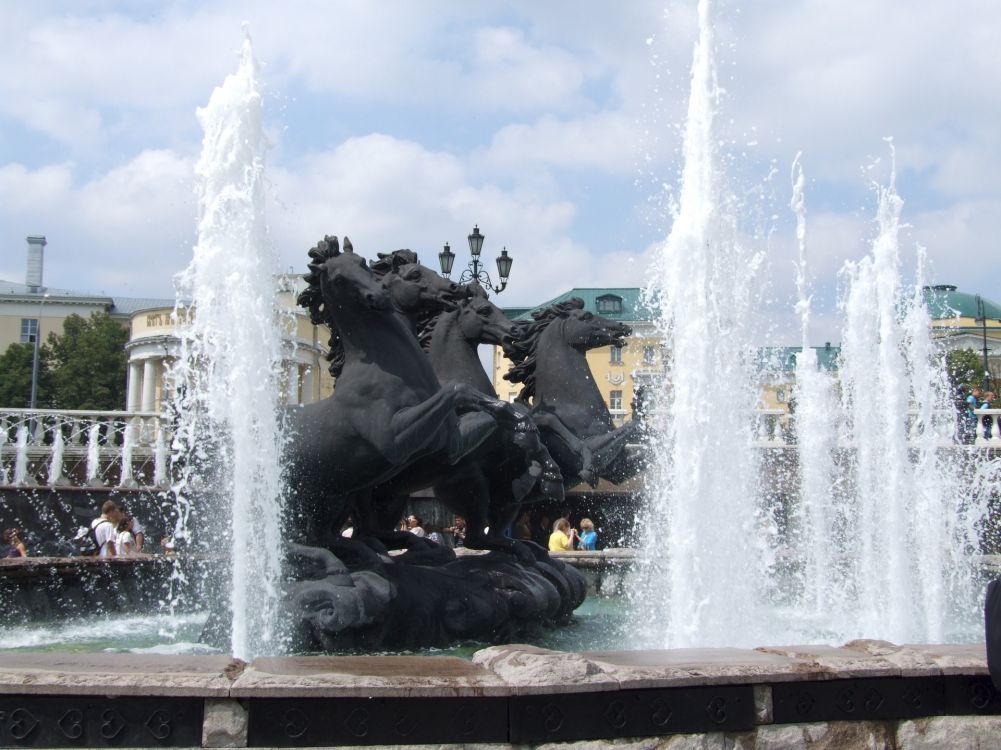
[945,348,988,391]
[47,312,129,410]
[0,341,54,408]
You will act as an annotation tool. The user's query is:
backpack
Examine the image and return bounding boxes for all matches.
[75,520,112,557]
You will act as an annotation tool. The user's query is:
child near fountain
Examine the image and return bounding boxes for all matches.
[116,516,138,557]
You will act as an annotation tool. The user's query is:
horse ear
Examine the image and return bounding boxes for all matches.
[343,237,354,254]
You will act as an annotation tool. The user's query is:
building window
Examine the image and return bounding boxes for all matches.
[609,390,623,411]
[610,345,623,364]
[20,318,38,344]
[643,346,656,365]
[596,294,623,314]
[776,389,786,403]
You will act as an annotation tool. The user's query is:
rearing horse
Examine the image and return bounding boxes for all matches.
[415,281,565,540]
[505,297,644,488]
[286,236,510,542]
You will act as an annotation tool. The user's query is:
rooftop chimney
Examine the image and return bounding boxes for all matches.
[26,235,46,293]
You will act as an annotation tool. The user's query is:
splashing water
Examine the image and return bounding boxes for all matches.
[169,34,288,660]
[630,0,771,648]
[831,150,983,643]
[630,3,987,648]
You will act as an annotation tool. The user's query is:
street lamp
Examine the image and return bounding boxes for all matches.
[438,225,513,294]
[29,292,50,409]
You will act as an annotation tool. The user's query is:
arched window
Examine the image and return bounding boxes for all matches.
[596,294,623,314]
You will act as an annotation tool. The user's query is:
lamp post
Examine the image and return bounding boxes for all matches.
[975,295,992,391]
[438,225,513,294]
[29,293,49,409]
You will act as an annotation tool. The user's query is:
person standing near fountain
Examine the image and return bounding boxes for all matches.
[90,501,121,557]
[2,528,26,558]
[548,518,576,551]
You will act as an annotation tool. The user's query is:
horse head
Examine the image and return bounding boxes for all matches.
[297,235,392,376]
[456,282,516,350]
[371,249,462,316]
[562,304,631,352]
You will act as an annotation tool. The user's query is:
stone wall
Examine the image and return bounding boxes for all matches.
[0,640,997,747]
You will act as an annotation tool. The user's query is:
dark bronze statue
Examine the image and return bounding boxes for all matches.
[505,297,646,487]
[276,235,643,651]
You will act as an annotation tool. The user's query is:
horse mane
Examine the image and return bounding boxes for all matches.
[370,249,419,278]
[296,235,351,377]
[415,282,489,352]
[503,297,585,401]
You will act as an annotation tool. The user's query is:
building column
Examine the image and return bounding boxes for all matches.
[127,361,142,411]
[285,363,300,405]
[141,359,157,412]
[301,366,315,405]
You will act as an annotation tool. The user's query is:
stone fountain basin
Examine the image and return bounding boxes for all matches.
[0,640,997,747]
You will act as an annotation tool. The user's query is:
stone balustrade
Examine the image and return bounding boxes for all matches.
[0,408,169,489]
[2,406,998,491]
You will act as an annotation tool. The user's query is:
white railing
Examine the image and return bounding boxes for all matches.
[0,408,170,489]
[972,408,1001,447]
[754,408,1001,448]
[2,405,998,489]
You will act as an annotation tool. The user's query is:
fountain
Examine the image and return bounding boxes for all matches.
[630,0,991,650]
[1,6,999,748]
[168,33,288,662]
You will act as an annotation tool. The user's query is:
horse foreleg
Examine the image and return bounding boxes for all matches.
[388,383,493,464]
[590,421,643,483]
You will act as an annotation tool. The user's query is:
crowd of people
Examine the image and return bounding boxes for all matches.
[393,509,601,552]
[6,501,604,560]
[958,386,996,444]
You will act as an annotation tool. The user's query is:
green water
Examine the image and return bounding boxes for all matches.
[0,597,626,657]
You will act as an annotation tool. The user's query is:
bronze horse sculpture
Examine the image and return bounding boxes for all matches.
[285,236,518,545]
[276,236,585,650]
[505,297,646,488]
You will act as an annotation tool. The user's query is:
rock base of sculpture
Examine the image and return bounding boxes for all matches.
[204,538,586,652]
[285,538,587,652]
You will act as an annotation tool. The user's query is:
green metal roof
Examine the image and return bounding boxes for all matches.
[507,287,655,322]
[923,285,1001,321]
[757,345,840,374]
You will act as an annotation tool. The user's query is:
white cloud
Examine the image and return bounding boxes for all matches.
[0,0,998,329]
[0,151,194,296]
[483,112,645,175]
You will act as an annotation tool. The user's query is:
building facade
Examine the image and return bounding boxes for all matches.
[1,236,334,411]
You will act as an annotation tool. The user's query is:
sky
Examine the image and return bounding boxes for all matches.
[1,0,998,345]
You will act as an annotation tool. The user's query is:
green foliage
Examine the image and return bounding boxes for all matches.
[0,341,54,408]
[945,348,988,389]
[46,313,129,410]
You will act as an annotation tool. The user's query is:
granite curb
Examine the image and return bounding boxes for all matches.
[0,641,987,698]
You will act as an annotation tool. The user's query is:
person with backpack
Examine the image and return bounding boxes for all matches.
[90,501,122,557]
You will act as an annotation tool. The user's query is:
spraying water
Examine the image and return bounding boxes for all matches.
[787,155,840,621]
[832,149,982,642]
[631,5,986,647]
[631,0,771,648]
[169,33,287,660]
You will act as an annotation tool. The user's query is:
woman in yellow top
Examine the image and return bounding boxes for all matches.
[548,518,577,552]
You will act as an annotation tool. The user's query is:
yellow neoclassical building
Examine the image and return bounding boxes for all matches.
[124,274,335,413]
[491,288,663,424]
